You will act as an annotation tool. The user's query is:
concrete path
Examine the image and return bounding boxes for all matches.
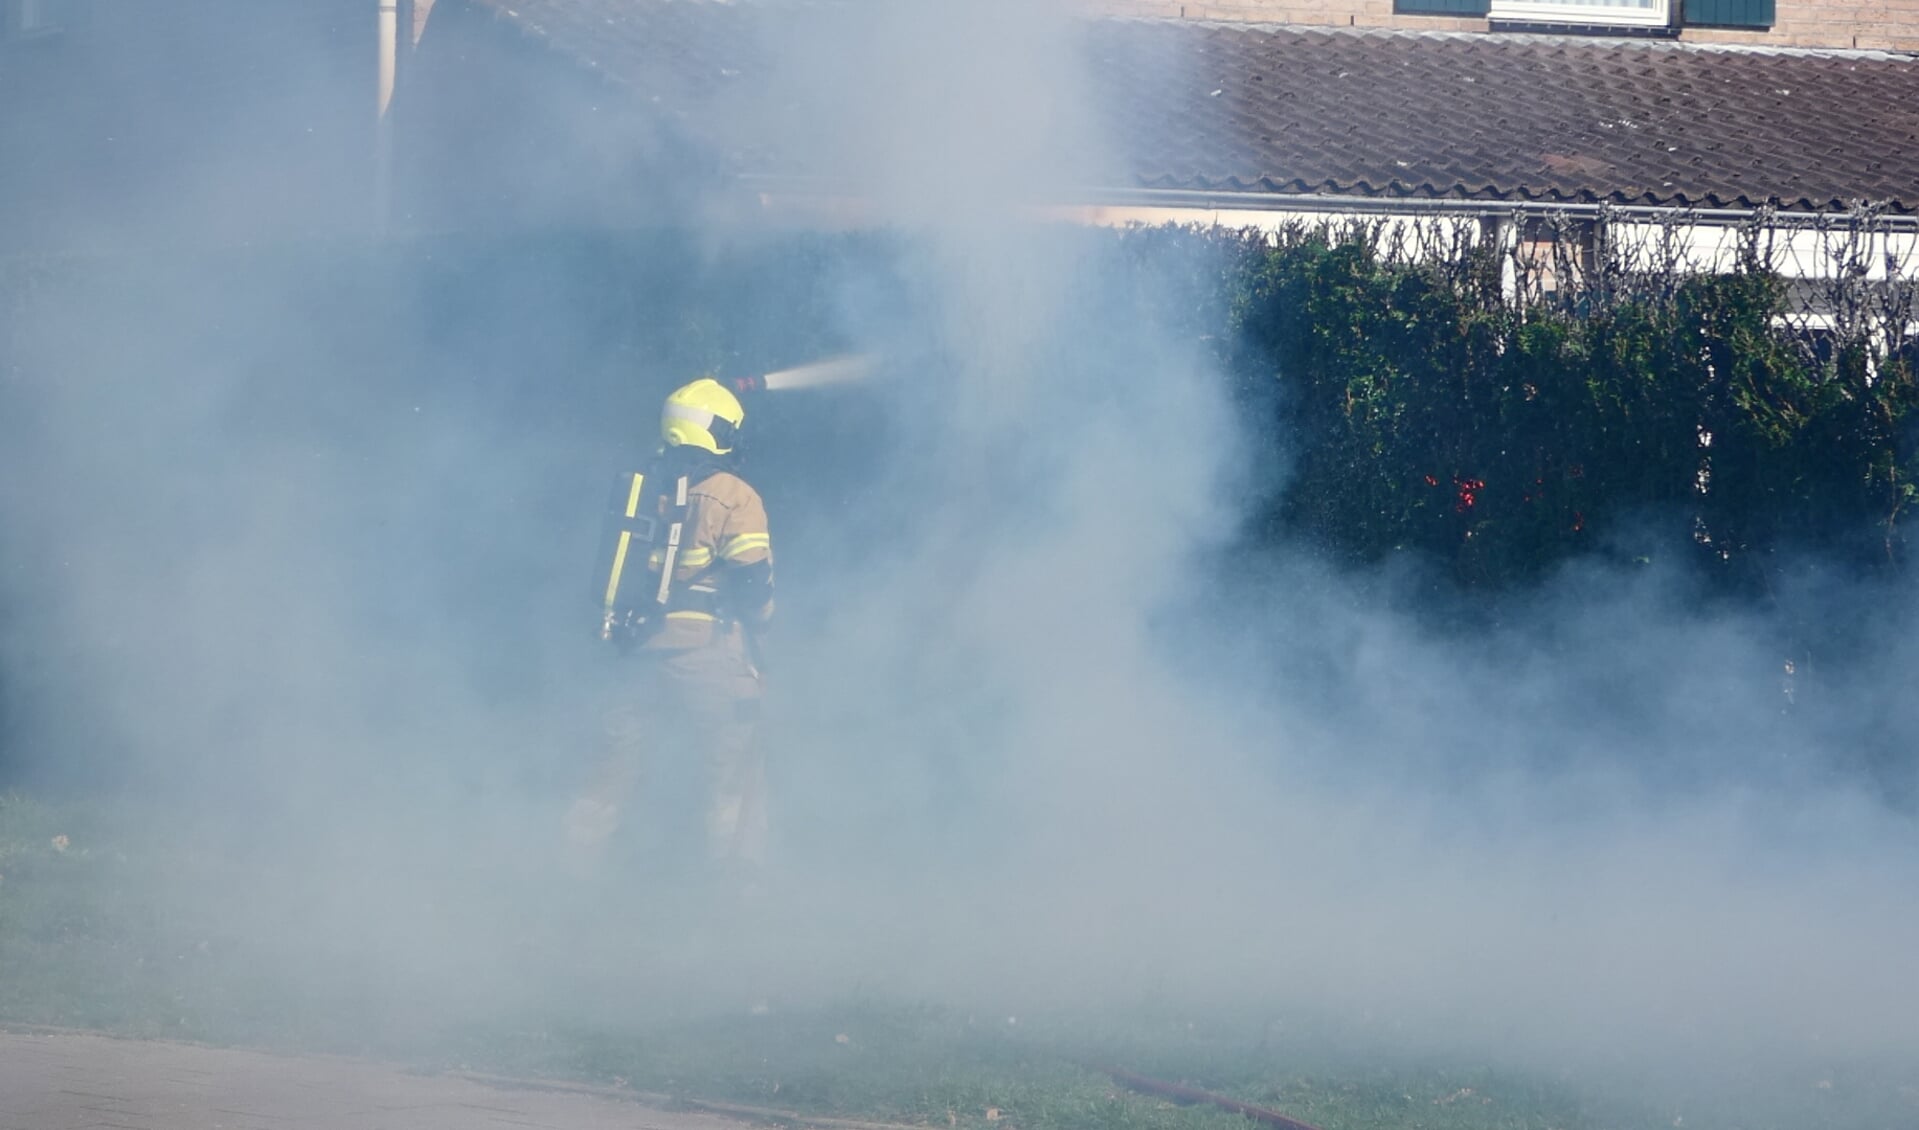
[0,1031,776,1130]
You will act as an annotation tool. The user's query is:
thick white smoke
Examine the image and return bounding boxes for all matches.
[1,1,1916,1124]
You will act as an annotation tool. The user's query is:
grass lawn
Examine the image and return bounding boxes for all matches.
[2,791,1908,1130]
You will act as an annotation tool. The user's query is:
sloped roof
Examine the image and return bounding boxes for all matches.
[1102,22,1919,213]
[462,0,1919,214]
[463,0,770,143]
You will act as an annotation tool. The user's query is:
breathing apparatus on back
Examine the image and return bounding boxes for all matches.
[594,378,747,643]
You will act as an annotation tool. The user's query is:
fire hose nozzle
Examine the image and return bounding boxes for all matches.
[719,354,877,397]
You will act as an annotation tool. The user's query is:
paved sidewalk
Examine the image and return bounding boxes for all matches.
[0,1031,766,1130]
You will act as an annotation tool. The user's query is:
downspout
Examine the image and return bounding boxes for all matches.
[375,0,399,235]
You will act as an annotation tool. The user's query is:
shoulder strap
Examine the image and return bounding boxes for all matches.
[653,472,692,608]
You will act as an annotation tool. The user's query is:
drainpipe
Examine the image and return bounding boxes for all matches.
[375,0,399,235]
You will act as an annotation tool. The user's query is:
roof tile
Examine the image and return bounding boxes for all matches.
[466,0,1919,213]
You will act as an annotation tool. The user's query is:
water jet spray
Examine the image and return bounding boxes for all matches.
[725,354,880,394]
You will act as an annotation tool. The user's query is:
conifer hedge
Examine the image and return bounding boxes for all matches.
[1208,219,1919,592]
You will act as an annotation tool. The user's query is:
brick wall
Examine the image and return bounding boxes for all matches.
[1689,1,1919,50]
[1086,0,1919,51]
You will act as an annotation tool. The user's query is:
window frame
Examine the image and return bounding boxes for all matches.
[1487,0,1674,27]
[1394,0,1772,26]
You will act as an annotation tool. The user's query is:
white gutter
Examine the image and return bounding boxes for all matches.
[1094,187,1919,228]
[738,175,1919,230]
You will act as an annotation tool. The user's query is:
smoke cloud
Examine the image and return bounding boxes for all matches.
[2,0,1916,1124]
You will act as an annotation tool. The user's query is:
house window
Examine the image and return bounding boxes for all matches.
[1394,0,1774,24]
[1488,0,1673,27]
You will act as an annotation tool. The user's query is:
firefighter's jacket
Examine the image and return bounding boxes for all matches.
[640,468,774,652]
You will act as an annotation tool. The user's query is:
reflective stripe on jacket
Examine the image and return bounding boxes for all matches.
[642,469,773,651]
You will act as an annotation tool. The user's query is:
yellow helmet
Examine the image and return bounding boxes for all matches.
[660,377,746,454]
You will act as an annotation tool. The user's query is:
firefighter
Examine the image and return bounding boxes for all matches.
[569,377,774,874]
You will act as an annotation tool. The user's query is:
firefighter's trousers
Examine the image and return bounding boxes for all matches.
[585,628,767,867]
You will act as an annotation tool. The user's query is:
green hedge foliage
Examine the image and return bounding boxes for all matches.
[1213,219,1919,592]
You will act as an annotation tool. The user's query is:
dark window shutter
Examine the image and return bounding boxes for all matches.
[1395,0,1491,14]
[1684,0,1774,27]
